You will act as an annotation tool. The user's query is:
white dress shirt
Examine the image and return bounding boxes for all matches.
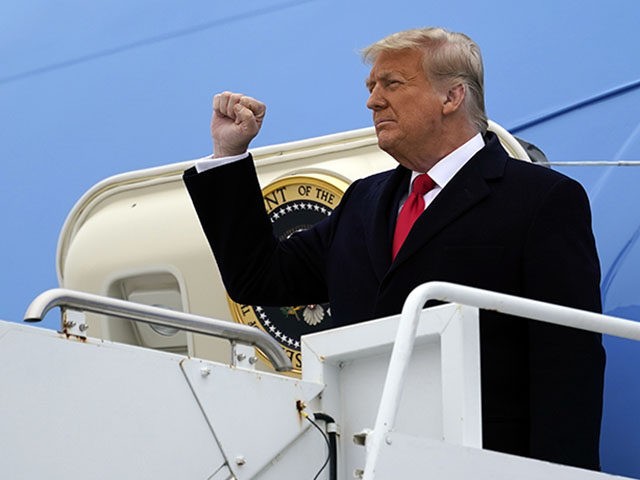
[195,152,249,172]
[402,133,485,212]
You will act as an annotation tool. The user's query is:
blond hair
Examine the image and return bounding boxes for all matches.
[362,27,488,133]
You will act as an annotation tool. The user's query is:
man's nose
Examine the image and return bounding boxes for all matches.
[366,86,386,110]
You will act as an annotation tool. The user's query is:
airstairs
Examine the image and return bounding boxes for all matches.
[1,282,635,479]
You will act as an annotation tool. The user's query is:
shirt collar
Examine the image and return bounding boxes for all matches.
[410,133,485,189]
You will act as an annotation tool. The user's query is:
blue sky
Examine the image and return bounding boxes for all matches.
[2,0,640,474]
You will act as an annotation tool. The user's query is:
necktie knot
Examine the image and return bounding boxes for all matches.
[412,173,435,196]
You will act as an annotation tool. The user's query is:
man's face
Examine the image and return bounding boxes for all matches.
[366,49,447,170]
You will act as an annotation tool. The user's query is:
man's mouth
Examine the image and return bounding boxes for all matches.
[375,119,394,128]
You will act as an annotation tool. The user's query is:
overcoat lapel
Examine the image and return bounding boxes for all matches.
[366,166,410,280]
[390,134,508,269]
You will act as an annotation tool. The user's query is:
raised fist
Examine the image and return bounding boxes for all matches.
[211,92,266,157]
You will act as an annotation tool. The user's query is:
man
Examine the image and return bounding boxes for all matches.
[184,27,605,470]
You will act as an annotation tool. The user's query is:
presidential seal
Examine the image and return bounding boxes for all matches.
[227,173,347,374]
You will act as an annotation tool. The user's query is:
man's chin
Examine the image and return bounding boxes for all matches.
[375,132,396,155]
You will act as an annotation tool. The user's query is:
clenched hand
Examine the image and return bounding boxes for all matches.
[211,91,266,158]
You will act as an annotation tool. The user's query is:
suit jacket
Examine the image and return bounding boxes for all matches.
[184,132,605,470]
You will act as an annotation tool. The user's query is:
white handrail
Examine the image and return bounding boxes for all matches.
[23,288,292,372]
[363,281,640,480]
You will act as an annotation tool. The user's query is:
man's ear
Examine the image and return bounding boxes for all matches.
[442,83,465,115]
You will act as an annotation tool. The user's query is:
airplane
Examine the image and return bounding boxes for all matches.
[1,1,639,477]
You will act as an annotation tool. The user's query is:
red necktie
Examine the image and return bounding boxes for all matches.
[392,173,436,260]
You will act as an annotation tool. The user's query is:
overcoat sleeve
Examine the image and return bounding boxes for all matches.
[182,155,355,307]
